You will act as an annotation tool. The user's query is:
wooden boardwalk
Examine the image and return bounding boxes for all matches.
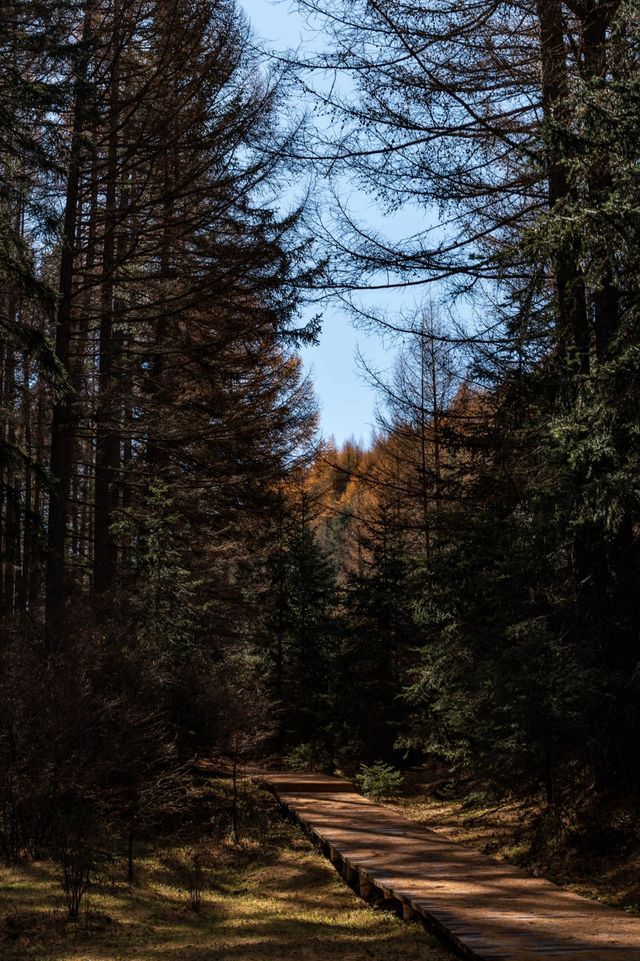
[263,774,640,961]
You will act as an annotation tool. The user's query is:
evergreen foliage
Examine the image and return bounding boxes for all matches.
[2,0,640,873]
[355,762,405,800]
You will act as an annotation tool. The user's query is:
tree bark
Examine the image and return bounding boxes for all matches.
[581,1,619,359]
[94,0,121,597]
[536,0,590,374]
[45,4,94,646]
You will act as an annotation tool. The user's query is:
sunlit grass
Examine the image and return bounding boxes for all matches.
[1,831,453,961]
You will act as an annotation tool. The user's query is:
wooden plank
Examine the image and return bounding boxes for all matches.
[260,772,356,794]
[262,773,640,961]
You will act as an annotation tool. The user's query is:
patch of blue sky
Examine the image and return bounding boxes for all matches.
[240,0,456,445]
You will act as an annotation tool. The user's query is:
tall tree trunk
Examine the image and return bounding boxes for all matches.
[94,0,121,597]
[45,5,94,646]
[18,352,32,612]
[30,364,45,610]
[3,336,17,615]
[418,338,431,562]
[536,0,590,374]
[581,1,619,359]
[145,149,173,469]
[0,340,5,612]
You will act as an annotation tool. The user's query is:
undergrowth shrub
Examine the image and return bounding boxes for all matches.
[285,742,332,772]
[355,762,404,800]
[54,801,110,920]
[164,844,210,910]
[185,849,205,911]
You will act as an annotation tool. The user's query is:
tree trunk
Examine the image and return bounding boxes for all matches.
[536,0,590,374]
[127,823,135,882]
[17,352,32,612]
[94,0,121,597]
[3,337,17,614]
[232,752,239,844]
[45,4,94,646]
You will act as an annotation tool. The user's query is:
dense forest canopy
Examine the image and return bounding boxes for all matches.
[1,0,640,875]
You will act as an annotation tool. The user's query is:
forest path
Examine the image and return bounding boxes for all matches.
[261,773,640,960]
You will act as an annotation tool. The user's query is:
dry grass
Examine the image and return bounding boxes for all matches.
[0,829,454,961]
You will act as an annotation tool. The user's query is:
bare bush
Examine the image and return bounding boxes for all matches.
[54,803,108,920]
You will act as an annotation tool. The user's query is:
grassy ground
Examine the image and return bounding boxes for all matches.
[0,822,454,961]
[387,777,640,915]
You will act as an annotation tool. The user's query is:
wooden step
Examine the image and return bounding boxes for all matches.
[260,772,356,794]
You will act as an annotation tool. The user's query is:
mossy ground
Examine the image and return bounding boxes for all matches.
[0,821,454,961]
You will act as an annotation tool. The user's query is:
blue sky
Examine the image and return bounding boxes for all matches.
[240,0,392,447]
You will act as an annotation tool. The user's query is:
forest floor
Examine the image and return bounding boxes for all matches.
[388,773,640,916]
[5,771,638,961]
[0,814,454,961]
